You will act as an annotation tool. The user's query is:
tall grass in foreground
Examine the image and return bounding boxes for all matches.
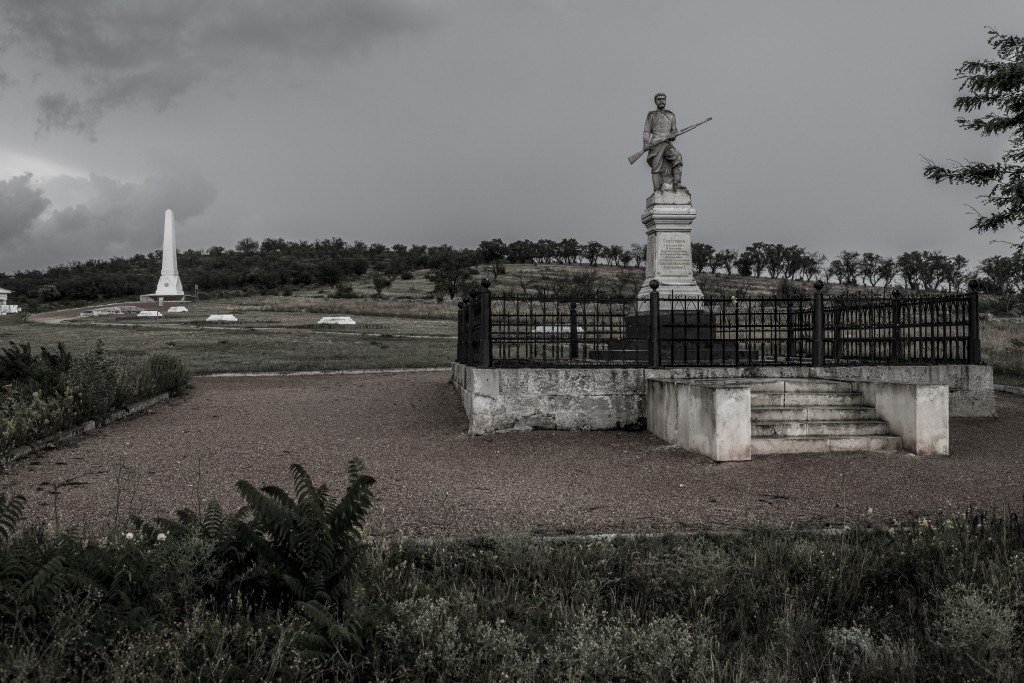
[1,459,1022,681]
[981,318,1024,385]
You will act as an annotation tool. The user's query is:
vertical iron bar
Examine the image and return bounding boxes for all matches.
[648,281,661,368]
[457,301,465,363]
[890,289,902,364]
[786,301,794,361]
[479,279,492,368]
[569,302,578,360]
[811,281,825,367]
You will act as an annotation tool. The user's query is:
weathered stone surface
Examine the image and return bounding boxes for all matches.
[451,363,993,438]
[452,364,645,435]
[649,365,993,418]
[858,382,949,455]
[647,380,751,461]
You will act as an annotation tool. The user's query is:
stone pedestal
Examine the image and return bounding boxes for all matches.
[637,188,703,311]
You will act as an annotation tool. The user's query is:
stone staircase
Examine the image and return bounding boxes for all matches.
[749,379,903,454]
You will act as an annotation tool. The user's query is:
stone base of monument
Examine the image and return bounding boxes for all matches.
[451,363,995,456]
[636,188,704,313]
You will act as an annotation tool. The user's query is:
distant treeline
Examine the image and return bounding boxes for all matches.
[0,236,1020,307]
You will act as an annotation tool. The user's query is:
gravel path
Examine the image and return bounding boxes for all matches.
[2,371,1022,536]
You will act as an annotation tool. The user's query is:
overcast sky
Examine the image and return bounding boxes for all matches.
[1,0,1022,273]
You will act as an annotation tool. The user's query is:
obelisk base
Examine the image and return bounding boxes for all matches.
[637,187,704,312]
[154,275,185,298]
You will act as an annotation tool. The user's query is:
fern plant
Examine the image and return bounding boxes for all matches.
[0,493,26,547]
[234,460,375,606]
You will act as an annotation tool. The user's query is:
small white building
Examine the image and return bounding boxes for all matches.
[0,287,19,315]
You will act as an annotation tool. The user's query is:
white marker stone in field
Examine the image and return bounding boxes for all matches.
[206,314,238,322]
[317,316,356,325]
[167,306,188,313]
[137,310,163,317]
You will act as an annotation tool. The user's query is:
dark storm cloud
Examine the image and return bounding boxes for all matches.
[1,0,443,136]
[0,173,51,241]
[0,166,216,271]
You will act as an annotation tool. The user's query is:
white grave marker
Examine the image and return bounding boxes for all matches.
[317,316,356,325]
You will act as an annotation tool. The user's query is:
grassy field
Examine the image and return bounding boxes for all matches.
[2,264,1022,378]
[0,311,454,375]
[982,316,1024,386]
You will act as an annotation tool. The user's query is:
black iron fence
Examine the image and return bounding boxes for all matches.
[456,279,983,368]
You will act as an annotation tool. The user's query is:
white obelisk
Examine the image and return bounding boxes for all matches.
[154,209,184,297]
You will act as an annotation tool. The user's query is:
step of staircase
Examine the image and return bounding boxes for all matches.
[749,379,902,454]
[751,434,904,455]
[752,419,891,438]
[751,405,879,422]
[752,391,864,407]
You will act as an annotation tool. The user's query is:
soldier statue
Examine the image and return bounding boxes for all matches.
[644,93,683,192]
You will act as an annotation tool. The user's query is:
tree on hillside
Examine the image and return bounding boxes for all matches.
[427,251,477,300]
[977,253,1024,310]
[370,271,392,297]
[557,238,581,264]
[236,237,259,254]
[711,249,737,275]
[692,242,715,273]
[740,243,767,277]
[506,240,536,264]
[896,251,927,289]
[876,257,897,289]
[832,250,861,285]
[859,252,885,286]
[477,239,507,280]
[603,244,624,268]
[629,242,647,268]
[924,29,1024,248]
[582,241,605,266]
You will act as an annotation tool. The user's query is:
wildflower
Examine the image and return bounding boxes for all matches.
[156,532,167,542]
[887,527,896,536]
[867,507,873,514]
[125,532,134,541]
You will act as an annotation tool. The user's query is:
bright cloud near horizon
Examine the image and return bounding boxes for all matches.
[0,0,1021,273]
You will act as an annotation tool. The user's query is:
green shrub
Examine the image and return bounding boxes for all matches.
[0,341,72,397]
[68,340,120,422]
[333,282,358,299]
[145,352,192,396]
[0,389,78,456]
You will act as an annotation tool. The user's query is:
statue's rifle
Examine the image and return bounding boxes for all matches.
[627,117,712,165]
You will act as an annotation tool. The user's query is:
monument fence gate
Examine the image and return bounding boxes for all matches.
[456,279,983,369]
